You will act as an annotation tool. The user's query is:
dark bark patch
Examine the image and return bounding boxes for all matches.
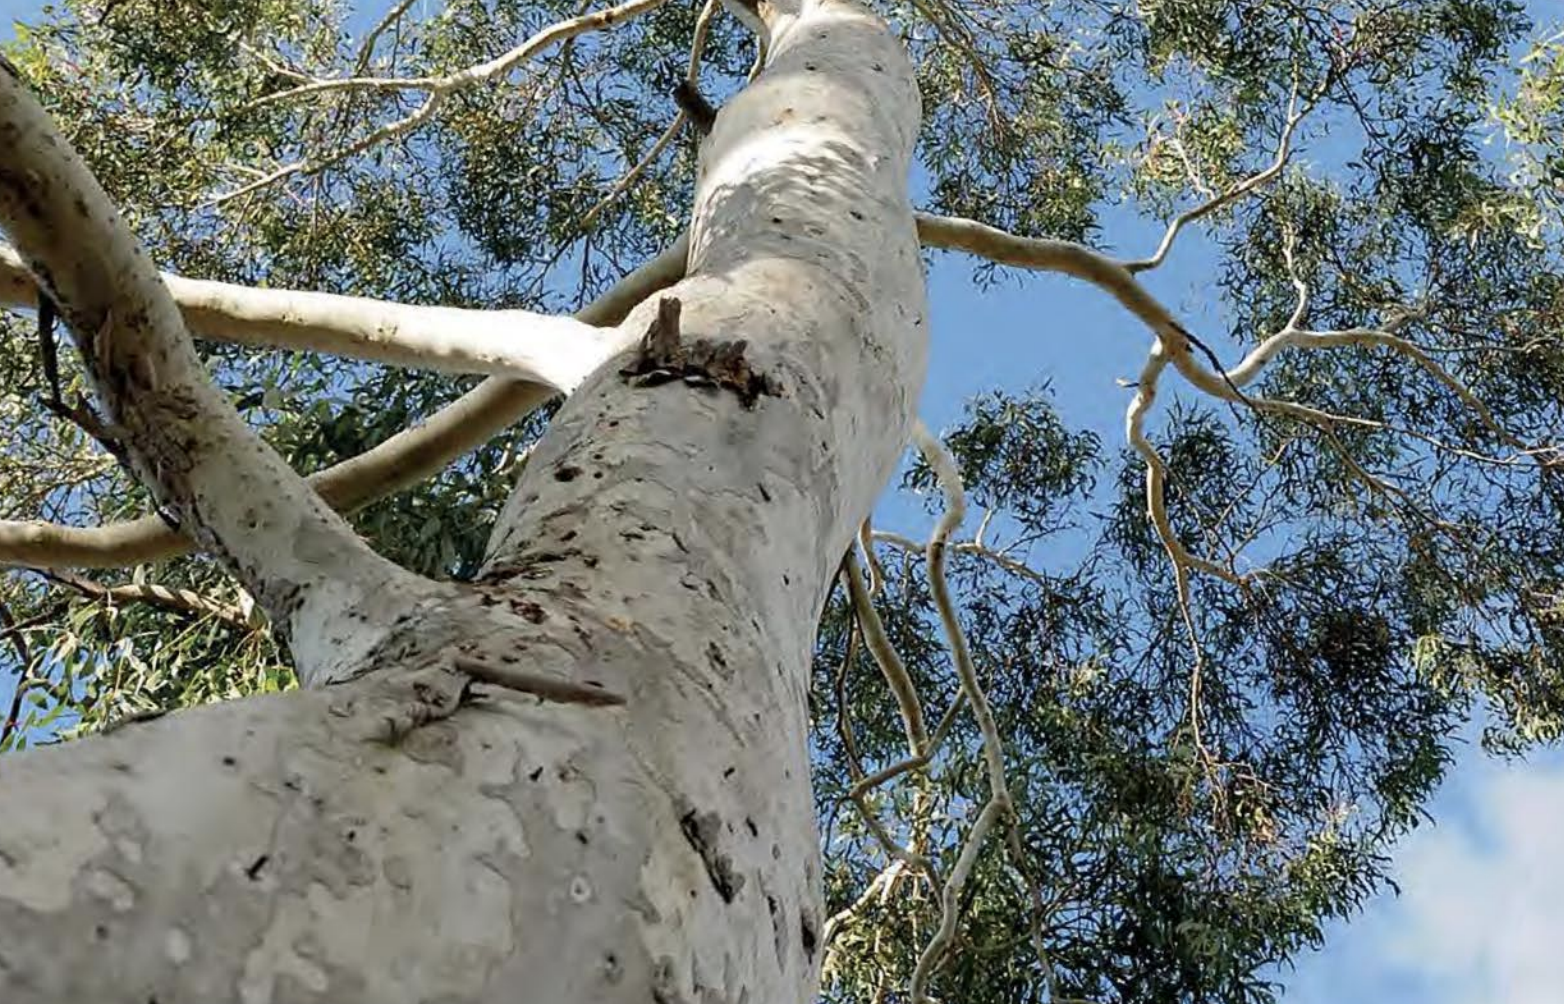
[800,909,819,962]
[651,956,680,1004]
[677,802,744,903]
[620,296,782,408]
[705,641,730,677]
[673,79,719,135]
[766,892,787,966]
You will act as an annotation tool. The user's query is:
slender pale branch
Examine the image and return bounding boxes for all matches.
[827,619,936,886]
[910,423,1010,795]
[846,695,965,800]
[919,210,1544,464]
[577,112,687,235]
[915,212,1199,357]
[37,570,254,630]
[1125,344,1245,604]
[907,421,1017,1004]
[1124,344,1222,763]
[351,0,420,76]
[858,518,888,595]
[1124,76,1322,274]
[871,528,1049,586]
[2,244,623,391]
[844,549,928,753]
[572,0,719,233]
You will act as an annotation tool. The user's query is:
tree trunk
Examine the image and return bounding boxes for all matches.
[0,2,926,1001]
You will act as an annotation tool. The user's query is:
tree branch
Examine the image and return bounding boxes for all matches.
[1,243,622,391]
[844,549,928,754]
[0,58,428,675]
[218,0,673,202]
[1124,344,1246,600]
[916,210,1550,564]
[0,236,687,570]
[577,0,721,231]
[906,421,1017,1004]
[871,528,1049,587]
[915,212,1188,342]
[1124,74,1325,274]
[35,569,254,630]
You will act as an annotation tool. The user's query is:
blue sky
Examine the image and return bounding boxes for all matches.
[3,1,1563,1001]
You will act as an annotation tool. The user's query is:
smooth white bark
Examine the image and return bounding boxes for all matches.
[0,4,927,1003]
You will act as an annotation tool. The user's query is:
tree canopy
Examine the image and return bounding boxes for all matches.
[3,1,1562,1001]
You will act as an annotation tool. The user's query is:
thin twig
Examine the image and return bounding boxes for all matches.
[1125,73,1327,274]
[35,569,255,631]
[215,0,672,203]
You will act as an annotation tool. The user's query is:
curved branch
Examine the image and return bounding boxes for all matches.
[917,211,1543,465]
[36,569,254,630]
[574,0,722,233]
[906,421,1016,1004]
[1125,345,1245,600]
[351,0,420,75]
[914,212,1185,342]
[871,528,1048,587]
[0,58,430,676]
[1124,76,1323,274]
[843,549,928,753]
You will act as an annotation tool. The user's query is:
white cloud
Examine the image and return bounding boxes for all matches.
[1283,747,1564,1004]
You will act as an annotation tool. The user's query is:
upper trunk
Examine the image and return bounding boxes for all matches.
[0,2,925,1002]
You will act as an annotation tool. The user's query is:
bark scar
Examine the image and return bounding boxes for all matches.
[452,653,626,708]
[620,296,782,408]
[677,799,745,903]
[342,656,623,746]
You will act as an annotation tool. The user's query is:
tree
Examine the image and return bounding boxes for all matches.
[0,0,1560,1001]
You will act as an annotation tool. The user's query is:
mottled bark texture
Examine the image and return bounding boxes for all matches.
[0,1,926,1001]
